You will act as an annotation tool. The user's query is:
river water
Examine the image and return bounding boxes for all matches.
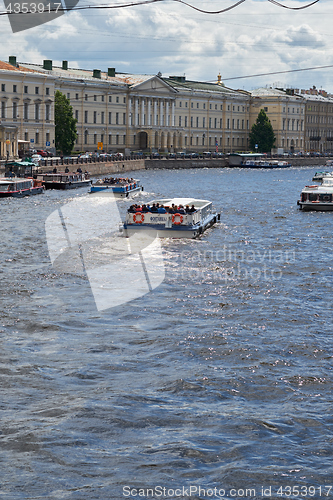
[0,166,332,500]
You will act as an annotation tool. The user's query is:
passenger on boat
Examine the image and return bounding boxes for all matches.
[185,205,191,213]
[158,205,167,213]
[189,205,196,213]
[150,203,158,213]
[177,205,186,214]
[135,204,142,212]
[65,166,69,173]
[141,204,149,213]
[77,167,83,174]
[128,205,136,213]
[53,167,57,173]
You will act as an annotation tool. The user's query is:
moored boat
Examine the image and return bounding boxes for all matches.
[90,177,142,198]
[312,171,333,182]
[36,172,91,190]
[297,177,333,211]
[0,177,44,197]
[243,159,291,168]
[123,197,220,238]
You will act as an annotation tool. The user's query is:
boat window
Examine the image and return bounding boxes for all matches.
[320,194,332,202]
[309,193,318,201]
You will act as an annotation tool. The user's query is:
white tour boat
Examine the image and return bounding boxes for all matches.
[297,177,333,211]
[0,177,44,198]
[123,197,220,238]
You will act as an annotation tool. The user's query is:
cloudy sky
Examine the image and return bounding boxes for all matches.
[1,0,332,92]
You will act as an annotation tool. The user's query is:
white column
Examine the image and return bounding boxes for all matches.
[154,100,157,127]
[172,101,175,127]
[135,98,139,127]
[141,99,145,126]
[166,101,169,126]
[160,100,163,127]
[148,99,151,126]
[129,98,132,126]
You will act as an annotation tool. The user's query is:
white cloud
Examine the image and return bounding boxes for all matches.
[1,0,333,91]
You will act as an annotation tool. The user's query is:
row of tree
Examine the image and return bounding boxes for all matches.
[55,91,276,155]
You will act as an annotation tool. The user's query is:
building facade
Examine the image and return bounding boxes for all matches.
[1,56,333,158]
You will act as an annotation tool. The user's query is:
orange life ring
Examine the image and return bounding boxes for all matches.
[172,213,183,225]
[133,212,145,223]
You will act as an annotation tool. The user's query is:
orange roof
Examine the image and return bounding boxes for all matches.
[0,60,38,73]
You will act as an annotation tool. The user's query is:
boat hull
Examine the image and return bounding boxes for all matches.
[298,200,333,211]
[0,186,44,197]
[123,213,219,238]
[43,180,91,190]
[90,185,142,198]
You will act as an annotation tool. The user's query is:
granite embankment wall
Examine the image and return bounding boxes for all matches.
[145,157,331,169]
[0,156,329,176]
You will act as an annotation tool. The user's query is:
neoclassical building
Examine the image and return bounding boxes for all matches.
[1,56,333,158]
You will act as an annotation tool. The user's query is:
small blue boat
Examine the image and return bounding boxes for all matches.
[90,177,143,198]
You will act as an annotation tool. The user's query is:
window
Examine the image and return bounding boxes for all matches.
[109,96,112,103]
[84,130,88,145]
[35,132,39,144]
[35,103,40,120]
[24,132,28,141]
[191,102,193,108]
[94,95,97,102]
[264,107,268,112]
[101,111,104,124]
[76,93,79,100]
[24,86,28,94]
[101,95,104,102]
[67,93,70,99]
[35,87,39,95]
[108,134,112,145]
[116,112,119,125]
[13,85,17,93]
[75,110,78,120]
[116,97,119,103]
[197,103,199,109]
[185,102,188,108]
[196,117,199,127]
[85,94,88,101]
[94,134,97,145]
[214,118,217,129]
[84,111,88,123]
[46,132,50,143]
[46,88,49,95]
[190,117,193,127]
[123,97,126,104]
[210,104,212,110]
[185,116,187,127]
[215,104,217,110]
[93,111,97,124]
[46,104,50,121]
[123,113,126,125]
[179,102,182,107]
[109,112,112,124]
[203,103,205,109]
[116,135,119,144]
[1,84,5,91]
[101,134,104,144]
[203,117,205,128]
[24,102,29,120]
[179,116,182,126]
[13,102,17,119]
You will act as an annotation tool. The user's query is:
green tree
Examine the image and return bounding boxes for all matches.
[55,90,77,155]
[249,109,276,153]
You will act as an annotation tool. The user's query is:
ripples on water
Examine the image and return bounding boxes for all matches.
[0,167,332,499]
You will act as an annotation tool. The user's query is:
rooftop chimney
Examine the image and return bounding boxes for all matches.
[62,60,68,70]
[108,68,115,77]
[43,60,52,71]
[93,69,101,79]
[9,56,17,67]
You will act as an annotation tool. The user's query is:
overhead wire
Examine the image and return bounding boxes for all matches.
[0,0,321,16]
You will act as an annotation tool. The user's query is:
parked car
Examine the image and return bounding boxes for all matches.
[31,154,42,164]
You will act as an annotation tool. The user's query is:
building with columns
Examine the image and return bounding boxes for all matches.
[2,56,333,158]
